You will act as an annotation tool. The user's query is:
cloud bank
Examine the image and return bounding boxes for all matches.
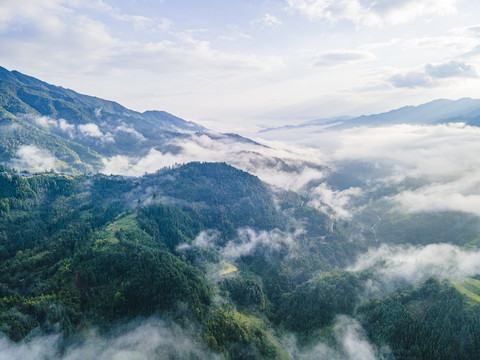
[101,132,326,193]
[10,145,60,172]
[349,243,480,297]
[0,317,217,360]
[177,228,296,262]
[99,119,480,219]
[260,122,480,217]
[26,114,117,143]
[390,60,478,88]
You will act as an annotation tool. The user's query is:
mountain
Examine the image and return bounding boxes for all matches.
[0,66,208,173]
[0,162,345,358]
[259,98,480,138]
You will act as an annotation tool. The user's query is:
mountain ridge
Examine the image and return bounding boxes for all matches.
[260,97,480,134]
[0,66,208,173]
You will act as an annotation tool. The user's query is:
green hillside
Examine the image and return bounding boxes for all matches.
[454,278,480,305]
[1,162,479,359]
[0,66,207,173]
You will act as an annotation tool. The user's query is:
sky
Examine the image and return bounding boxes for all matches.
[1,0,480,133]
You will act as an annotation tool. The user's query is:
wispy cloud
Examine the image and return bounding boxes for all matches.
[58,118,75,136]
[25,114,75,138]
[390,60,478,88]
[10,145,59,172]
[177,228,296,262]
[308,184,362,218]
[78,123,104,137]
[0,317,218,360]
[221,228,294,261]
[313,50,374,67]
[392,172,480,215]
[286,0,459,26]
[115,124,146,141]
[349,243,480,298]
[78,123,115,143]
[101,133,326,192]
[283,315,389,360]
[252,13,282,27]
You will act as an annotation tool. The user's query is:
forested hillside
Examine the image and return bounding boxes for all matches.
[1,162,480,359]
[0,65,208,174]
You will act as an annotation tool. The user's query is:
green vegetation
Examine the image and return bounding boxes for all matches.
[277,270,365,332]
[220,263,238,276]
[358,278,480,359]
[454,278,480,304]
[1,162,480,359]
[0,162,339,358]
[0,65,206,173]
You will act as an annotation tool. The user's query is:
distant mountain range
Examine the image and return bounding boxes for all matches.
[260,97,480,137]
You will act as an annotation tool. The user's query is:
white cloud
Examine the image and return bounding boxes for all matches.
[27,115,76,138]
[0,317,218,360]
[393,172,480,215]
[335,316,380,360]
[78,123,115,142]
[258,122,480,217]
[315,124,480,178]
[101,121,480,218]
[264,13,282,26]
[78,123,103,137]
[10,145,59,171]
[58,118,75,136]
[350,244,480,291]
[286,0,459,26]
[32,115,58,128]
[0,334,60,360]
[252,13,282,27]
[390,60,478,88]
[101,133,326,191]
[177,228,295,262]
[221,228,294,261]
[176,230,219,252]
[308,184,362,218]
[116,124,146,141]
[111,13,167,31]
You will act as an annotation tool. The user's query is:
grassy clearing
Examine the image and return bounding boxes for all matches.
[95,212,139,245]
[454,278,480,305]
[220,262,238,276]
[464,234,480,250]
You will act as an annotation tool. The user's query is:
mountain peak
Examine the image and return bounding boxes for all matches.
[0,66,208,173]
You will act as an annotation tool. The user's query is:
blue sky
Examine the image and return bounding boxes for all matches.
[1,0,480,133]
